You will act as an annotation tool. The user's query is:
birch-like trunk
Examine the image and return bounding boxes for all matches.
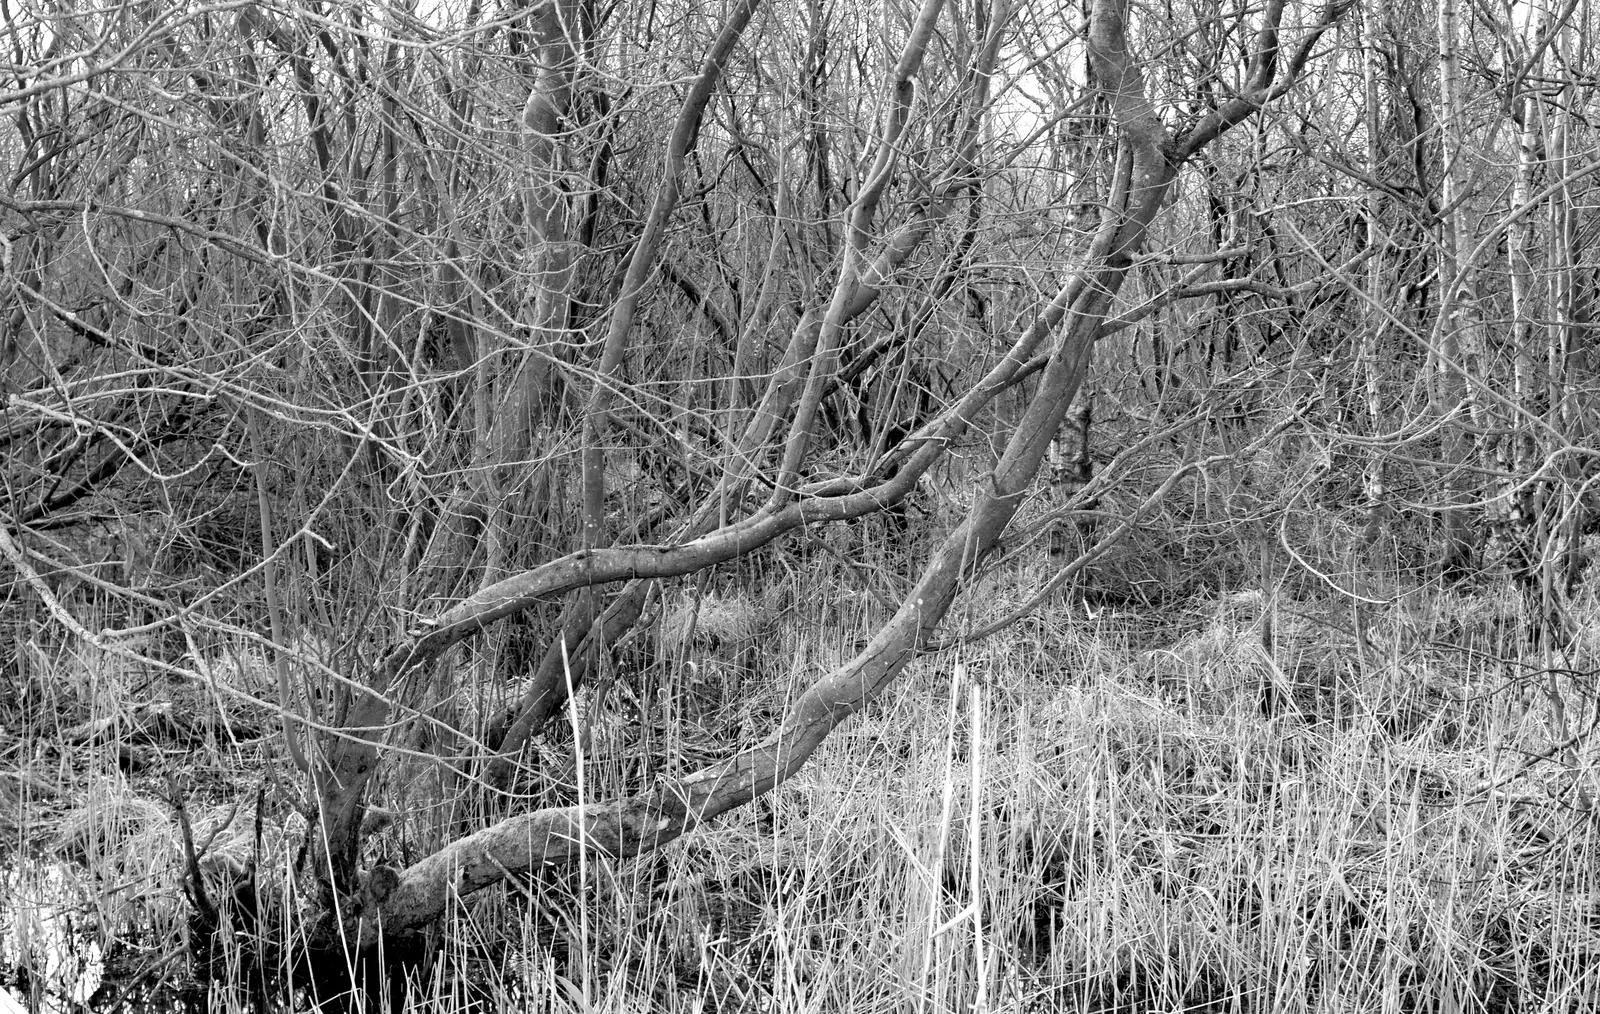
[1432,0,1483,579]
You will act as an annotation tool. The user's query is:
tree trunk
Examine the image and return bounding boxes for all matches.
[293,0,1351,974]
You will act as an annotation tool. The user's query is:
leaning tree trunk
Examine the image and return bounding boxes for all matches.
[292,0,1351,983]
[484,0,988,789]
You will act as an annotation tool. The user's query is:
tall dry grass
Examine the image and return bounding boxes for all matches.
[5,534,1600,1012]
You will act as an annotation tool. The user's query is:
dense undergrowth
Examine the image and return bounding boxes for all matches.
[5,526,1600,1012]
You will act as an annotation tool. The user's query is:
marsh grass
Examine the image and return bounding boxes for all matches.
[5,548,1600,1012]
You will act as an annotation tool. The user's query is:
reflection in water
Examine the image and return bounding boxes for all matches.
[2,864,105,1013]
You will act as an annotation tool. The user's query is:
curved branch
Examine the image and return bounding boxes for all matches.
[579,0,765,546]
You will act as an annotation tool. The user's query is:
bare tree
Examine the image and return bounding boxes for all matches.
[0,0,1354,997]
